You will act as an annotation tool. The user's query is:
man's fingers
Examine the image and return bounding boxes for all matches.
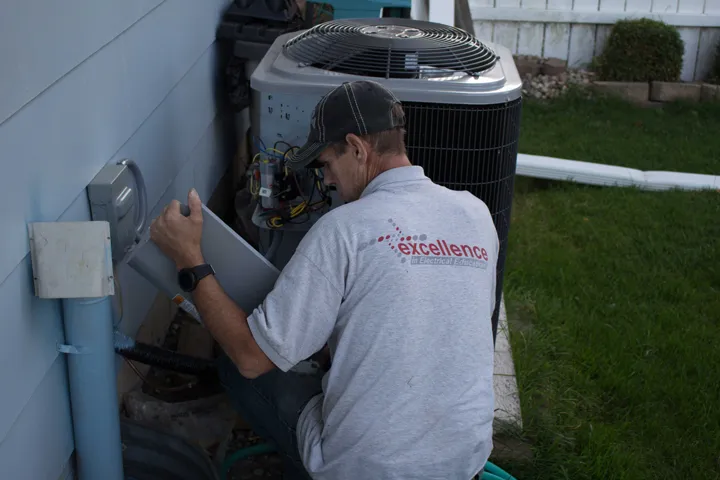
[169,199,181,215]
[188,188,203,221]
[149,216,162,239]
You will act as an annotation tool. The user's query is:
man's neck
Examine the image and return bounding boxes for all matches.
[375,154,412,176]
[357,154,412,200]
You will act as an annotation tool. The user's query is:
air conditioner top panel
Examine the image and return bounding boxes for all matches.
[250,19,522,105]
[284,19,500,79]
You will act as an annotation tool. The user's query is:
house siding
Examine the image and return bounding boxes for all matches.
[0,1,237,477]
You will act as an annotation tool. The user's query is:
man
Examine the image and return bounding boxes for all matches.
[151,80,499,480]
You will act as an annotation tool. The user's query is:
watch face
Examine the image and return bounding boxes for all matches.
[178,269,195,291]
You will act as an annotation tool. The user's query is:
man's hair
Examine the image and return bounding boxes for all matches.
[330,103,407,157]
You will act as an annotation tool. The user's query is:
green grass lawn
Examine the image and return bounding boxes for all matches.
[520,92,720,174]
[500,94,720,479]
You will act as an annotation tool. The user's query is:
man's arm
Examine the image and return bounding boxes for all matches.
[192,273,275,379]
[150,189,274,379]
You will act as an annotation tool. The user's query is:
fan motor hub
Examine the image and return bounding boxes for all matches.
[359,25,424,39]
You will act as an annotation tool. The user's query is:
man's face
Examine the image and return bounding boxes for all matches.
[316,136,369,203]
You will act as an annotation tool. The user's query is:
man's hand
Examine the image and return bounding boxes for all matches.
[150,188,205,269]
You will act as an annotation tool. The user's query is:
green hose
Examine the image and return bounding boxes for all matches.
[220,443,518,480]
[220,442,277,480]
[483,460,518,480]
[482,474,506,480]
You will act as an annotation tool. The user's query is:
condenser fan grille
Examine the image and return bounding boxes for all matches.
[403,98,522,339]
[282,19,498,79]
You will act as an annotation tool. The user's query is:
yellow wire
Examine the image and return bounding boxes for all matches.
[268,216,284,228]
[266,148,286,157]
[291,202,305,215]
[253,143,318,228]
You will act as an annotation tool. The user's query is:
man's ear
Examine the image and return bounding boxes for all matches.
[346,133,367,164]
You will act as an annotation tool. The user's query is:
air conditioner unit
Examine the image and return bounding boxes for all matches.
[249,17,522,340]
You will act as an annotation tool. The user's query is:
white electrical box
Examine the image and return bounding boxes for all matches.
[28,221,115,299]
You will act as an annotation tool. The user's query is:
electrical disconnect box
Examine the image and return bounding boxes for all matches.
[87,160,146,262]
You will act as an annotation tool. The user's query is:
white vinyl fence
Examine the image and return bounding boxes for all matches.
[469,0,720,80]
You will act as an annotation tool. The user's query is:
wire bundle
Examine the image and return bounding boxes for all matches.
[248,137,331,229]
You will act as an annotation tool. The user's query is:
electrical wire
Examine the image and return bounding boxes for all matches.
[252,135,268,154]
[250,139,330,229]
[273,140,295,151]
[253,136,284,160]
[248,152,262,197]
[265,147,287,158]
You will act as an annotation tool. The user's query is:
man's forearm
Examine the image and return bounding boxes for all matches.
[191,275,275,378]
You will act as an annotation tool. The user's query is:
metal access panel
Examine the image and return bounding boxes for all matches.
[129,205,281,315]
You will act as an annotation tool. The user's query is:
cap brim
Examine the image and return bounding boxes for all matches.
[285,141,328,170]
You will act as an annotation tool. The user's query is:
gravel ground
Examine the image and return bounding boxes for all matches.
[522,69,595,99]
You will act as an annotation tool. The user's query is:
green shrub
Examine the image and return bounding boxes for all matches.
[596,18,684,82]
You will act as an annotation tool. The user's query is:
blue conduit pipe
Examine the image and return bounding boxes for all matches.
[62,296,125,480]
[220,443,517,480]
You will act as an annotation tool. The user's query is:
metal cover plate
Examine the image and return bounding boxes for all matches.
[131,204,280,314]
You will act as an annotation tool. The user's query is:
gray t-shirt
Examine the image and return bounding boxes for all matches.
[248,166,499,479]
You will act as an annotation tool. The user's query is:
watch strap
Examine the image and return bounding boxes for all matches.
[192,263,215,284]
[180,263,215,292]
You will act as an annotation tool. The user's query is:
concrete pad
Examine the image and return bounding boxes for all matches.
[592,81,649,104]
[493,298,523,431]
[650,81,701,102]
[494,318,511,353]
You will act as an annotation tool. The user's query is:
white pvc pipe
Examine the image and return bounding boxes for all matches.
[517,154,720,191]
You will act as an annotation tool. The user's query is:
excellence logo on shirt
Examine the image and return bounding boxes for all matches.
[359,218,489,269]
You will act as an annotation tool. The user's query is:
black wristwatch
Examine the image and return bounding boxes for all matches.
[178,264,215,292]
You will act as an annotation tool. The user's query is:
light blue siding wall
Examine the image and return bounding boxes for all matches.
[0,1,236,477]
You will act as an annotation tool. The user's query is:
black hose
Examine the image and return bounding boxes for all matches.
[115,341,216,376]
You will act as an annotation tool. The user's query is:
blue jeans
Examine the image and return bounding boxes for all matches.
[216,354,323,480]
[218,354,486,480]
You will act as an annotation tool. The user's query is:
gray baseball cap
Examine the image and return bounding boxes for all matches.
[285,80,406,170]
